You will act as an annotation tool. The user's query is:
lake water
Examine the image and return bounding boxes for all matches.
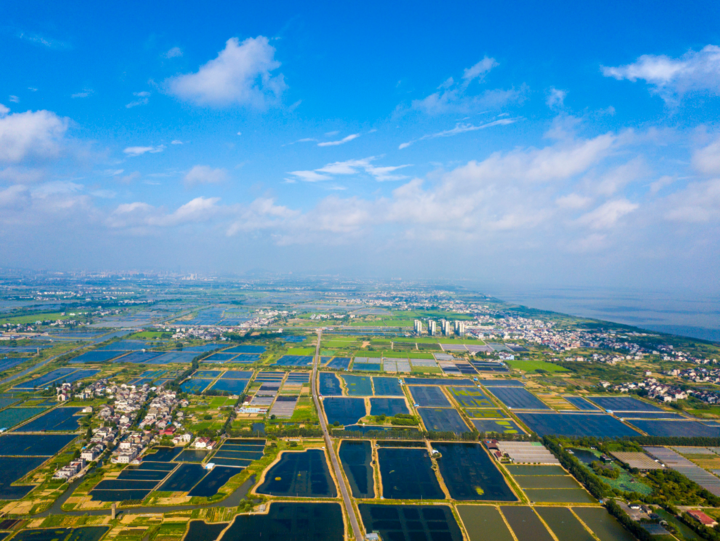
[489,286,720,342]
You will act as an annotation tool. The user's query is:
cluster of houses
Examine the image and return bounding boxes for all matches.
[138,388,181,431]
[53,458,86,480]
[608,378,689,403]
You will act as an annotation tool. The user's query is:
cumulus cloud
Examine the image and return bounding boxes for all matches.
[166,36,286,108]
[556,193,592,209]
[399,118,517,149]
[0,109,69,163]
[184,165,228,186]
[0,166,45,183]
[462,57,498,84]
[602,45,720,103]
[108,196,221,228]
[226,197,299,236]
[0,103,9,116]
[123,145,165,157]
[0,184,30,208]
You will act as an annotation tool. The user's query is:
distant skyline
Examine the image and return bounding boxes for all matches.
[1,0,720,293]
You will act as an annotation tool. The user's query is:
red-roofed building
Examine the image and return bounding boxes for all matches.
[688,510,717,527]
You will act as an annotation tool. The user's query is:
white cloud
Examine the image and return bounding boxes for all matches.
[577,199,638,229]
[0,185,30,208]
[602,45,720,103]
[317,133,360,147]
[591,157,647,196]
[0,109,68,164]
[108,196,221,228]
[0,166,45,183]
[9,96,19,103]
[184,165,228,186]
[289,157,411,183]
[166,36,286,108]
[123,145,165,157]
[72,89,93,99]
[15,31,71,50]
[556,193,592,209]
[226,197,299,235]
[0,103,9,116]
[165,46,183,59]
[462,56,498,84]
[692,136,720,175]
[126,91,150,108]
[650,175,675,194]
[546,87,566,109]
[665,179,720,223]
[171,140,183,145]
[399,118,517,149]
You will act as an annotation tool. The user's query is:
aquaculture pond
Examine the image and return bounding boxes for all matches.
[573,507,636,541]
[458,505,514,541]
[157,463,208,492]
[145,446,183,461]
[11,528,108,541]
[319,373,342,396]
[219,502,344,541]
[184,521,228,541]
[17,407,83,432]
[0,407,46,430]
[433,443,516,501]
[90,488,152,501]
[341,375,373,396]
[223,345,266,354]
[175,449,209,462]
[359,504,463,541]
[500,506,555,541]
[188,466,239,497]
[408,385,450,407]
[472,419,523,434]
[94,480,158,491]
[138,461,177,471]
[118,469,170,481]
[627,419,720,437]
[180,379,212,393]
[338,440,374,498]
[372,377,403,396]
[12,368,77,390]
[515,412,640,438]
[326,357,351,370]
[562,396,599,410]
[221,370,253,379]
[449,386,494,408]
[0,456,46,499]
[323,397,366,427]
[536,507,595,541]
[486,387,550,410]
[257,449,337,498]
[369,398,409,417]
[417,407,470,434]
[378,447,445,500]
[587,396,662,412]
[0,433,76,455]
[208,378,249,394]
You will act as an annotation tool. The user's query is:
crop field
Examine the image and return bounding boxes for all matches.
[501,507,555,541]
[360,505,463,541]
[486,387,550,410]
[574,508,636,541]
[458,505,514,541]
[323,397,366,426]
[257,449,336,498]
[472,419,523,434]
[506,360,568,373]
[448,386,494,408]
[433,443,517,501]
[417,408,470,434]
[408,385,450,407]
[466,408,505,418]
[377,448,445,500]
[516,412,639,438]
[536,507,597,541]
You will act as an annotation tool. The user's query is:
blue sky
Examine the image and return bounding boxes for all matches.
[1,0,720,290]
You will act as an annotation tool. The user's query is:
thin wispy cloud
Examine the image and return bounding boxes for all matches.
[126,91,150,108]
[288,157,411,183]
[72,89,94,99]
[15,30,71,50]
[399,118,518,149]
[123,145,165,157]
[317,133,360,147]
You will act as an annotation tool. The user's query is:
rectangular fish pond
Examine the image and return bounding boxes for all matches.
[359,504,463,541]
[319,373,342,396]
[157,463,209,492]
[339,440,374,498]
[341,375,373,396]
[377,447,445,500]
[15,407,83,432]
[369,397,409,417]
[408,385,450,407]
[417,407,471,434]
[322,397,366,427]
[256,449,336,498]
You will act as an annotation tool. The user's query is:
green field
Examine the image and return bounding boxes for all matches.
[0,312,71,324]
[287,347,315,355]
[507,360,568,373]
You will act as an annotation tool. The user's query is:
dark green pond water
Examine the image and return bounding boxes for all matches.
[257,449,336,498]
[378,448,445,500]
[359,504,463,541]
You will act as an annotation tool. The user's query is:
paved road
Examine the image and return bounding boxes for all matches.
[312,329,362,541]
